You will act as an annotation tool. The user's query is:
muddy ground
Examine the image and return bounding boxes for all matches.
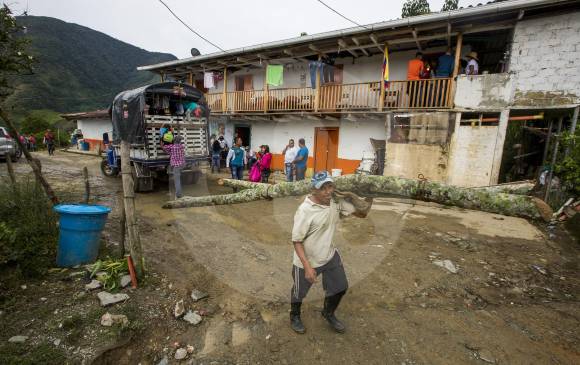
[0,151,579,365]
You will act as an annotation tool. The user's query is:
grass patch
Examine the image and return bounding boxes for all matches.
[0,342,67,365]
[0,179,59,277]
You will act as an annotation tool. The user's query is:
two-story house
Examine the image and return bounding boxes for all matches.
[137,0,580,187]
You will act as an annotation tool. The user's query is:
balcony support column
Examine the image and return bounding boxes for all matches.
[449,33,463,107]
[263,62,269,113]
[379,45,388,111]
[187,72,193,85]
[314,55,322,112]
[222,67,228,113]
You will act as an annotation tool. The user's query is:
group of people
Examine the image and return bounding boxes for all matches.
[18,133,37,152]
[407,47,480,80]
[208,136,309,183]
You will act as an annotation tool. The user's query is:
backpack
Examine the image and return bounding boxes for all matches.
[212,139,221,153]
[163,131,174,143]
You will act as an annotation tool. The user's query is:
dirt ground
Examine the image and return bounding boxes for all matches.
[1,151,579,365]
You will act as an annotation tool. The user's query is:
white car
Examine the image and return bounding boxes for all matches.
[0,127,21,162]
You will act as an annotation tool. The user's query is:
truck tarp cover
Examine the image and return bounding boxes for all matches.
[111,82,208,143]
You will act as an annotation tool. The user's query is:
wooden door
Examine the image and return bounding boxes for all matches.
[234,75,253,110]
[314,127,339,172]
[320,65,343,110]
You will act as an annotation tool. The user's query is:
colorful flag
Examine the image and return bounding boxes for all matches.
[381,46,390,88]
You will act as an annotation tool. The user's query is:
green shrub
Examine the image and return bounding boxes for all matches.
[0,179,58,276]
[555,129,580,195]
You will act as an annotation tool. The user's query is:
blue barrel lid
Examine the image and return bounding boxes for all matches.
[54,204,112,215]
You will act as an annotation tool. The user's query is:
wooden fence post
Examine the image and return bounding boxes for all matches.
[120,141,145,277]
[82,166,90,204]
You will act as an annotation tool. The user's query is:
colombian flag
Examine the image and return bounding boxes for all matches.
[382,46,390,88]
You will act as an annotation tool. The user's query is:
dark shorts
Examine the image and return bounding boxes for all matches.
[290,251,348,303]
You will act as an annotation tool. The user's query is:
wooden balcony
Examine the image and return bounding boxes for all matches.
[205,78,453,114]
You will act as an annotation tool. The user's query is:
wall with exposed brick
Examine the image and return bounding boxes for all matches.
[510,11,580,107]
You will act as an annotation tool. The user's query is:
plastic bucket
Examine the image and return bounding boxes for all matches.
[82,141,90,151]
[331,168,342,177]
[54,204,111,267]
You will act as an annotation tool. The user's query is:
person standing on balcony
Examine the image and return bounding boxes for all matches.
[407,52,424,80]
[436,48,455,78]
[407,52,424,107]
[293,138,309,181]
[466,52,479,75]
[226,137,246,180]
[283,139,299,182]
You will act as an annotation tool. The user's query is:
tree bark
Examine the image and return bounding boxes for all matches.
[0,108,59,205]
[5,155,16,185]
[164,175,551,220]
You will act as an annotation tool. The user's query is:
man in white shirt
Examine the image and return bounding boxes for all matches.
[466,51,479,75]
[282,139,299,182]
[290,171,373,334]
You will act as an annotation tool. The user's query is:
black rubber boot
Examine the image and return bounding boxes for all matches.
[322,292,346,333]
[290,302,306,334]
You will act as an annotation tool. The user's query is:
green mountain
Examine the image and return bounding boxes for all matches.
[6,16,176,116]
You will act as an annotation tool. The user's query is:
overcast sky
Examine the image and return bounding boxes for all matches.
[9,0,483,59]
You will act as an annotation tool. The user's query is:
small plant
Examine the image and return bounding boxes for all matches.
[555,129,580,195]
[0,179,58,276]
[90,258,128,291]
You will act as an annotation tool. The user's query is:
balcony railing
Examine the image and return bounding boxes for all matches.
[206,78,452,113]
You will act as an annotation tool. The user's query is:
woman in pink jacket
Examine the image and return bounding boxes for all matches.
[258,145,272,183]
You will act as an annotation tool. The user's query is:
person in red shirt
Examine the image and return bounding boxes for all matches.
[407,52,424,80]
[407,52,424,107]
[257,145,272,183]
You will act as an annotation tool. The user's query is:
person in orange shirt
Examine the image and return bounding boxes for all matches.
[407,52,424,80]
[407,52,424,107]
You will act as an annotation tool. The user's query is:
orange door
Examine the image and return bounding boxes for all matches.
[314,127,339,172]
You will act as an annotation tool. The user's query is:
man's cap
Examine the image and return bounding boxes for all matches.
[311,171,334,189]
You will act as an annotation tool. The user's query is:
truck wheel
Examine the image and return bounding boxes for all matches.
[100,159,119,177]
[182,170,202,185]
[131,165,153,193]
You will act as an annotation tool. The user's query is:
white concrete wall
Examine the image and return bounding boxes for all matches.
[77,118,112,140]
[510,11,580,106]
[248,117,384,161]
[454,73,513,110]
[447,125,498,187]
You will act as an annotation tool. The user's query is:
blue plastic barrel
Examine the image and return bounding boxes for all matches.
[54,204,111,267]
[82,141,90,151]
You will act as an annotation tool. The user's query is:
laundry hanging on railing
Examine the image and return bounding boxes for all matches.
[382,46,390,88]
[308,57,336,88]
[204,72,215,89]
[266,64,284,86]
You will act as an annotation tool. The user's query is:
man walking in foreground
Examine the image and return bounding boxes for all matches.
[161,135,186,199]
[290,171,373,334]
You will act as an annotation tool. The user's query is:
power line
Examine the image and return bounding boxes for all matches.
[156,0,224,52]
[314,0,368,29]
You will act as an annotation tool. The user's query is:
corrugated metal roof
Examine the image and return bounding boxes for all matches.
[137,0,577,73]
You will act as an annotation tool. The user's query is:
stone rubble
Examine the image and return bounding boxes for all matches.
[97,291,129,306]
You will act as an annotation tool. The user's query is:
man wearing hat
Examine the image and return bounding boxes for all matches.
[290,171,373,334]
[466,51,479,75]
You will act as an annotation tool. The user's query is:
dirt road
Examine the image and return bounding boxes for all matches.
[2,151,579,365]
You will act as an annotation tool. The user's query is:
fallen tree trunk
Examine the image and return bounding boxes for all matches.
[164,175,552,220]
